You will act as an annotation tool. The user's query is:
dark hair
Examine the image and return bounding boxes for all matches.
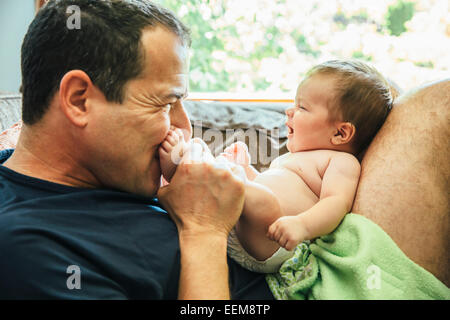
[304,60,394,156]
[21,0,191,125]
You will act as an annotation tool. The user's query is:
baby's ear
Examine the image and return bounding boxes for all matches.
[331,122,356,146]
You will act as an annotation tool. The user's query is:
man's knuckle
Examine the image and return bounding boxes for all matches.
[221,169,233,179]
[178,163,190,174]
[202,162,213,172]
[236,178,245,189]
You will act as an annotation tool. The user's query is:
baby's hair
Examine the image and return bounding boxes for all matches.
[304,60,394,157]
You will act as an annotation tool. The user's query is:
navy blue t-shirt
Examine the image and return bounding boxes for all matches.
[0,149,272,299]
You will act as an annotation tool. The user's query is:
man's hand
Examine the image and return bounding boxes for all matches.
[156,141,245,300]
[157,141,245,238]
[267,215,309,251]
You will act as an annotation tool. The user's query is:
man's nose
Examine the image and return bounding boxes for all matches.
[170,100,192,141]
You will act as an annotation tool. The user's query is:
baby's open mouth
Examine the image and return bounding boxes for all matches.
[286,123,294,134]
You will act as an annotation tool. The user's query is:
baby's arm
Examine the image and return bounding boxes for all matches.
[268,153,361,250]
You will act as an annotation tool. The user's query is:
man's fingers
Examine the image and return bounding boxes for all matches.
[181,142,204,164]
[229,165,247,183]
[185,140,215,163]
[174,128,184,139]
[192,138,210,152]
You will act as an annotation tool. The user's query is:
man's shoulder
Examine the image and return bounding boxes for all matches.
[0,186,178,249]
[0,180,180,299]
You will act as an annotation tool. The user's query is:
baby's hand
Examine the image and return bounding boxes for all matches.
[267,216,309,251]
[221,141,251,167]
[159,128,187,182]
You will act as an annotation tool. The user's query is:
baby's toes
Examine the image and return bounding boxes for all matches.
[219,152,234,161]
[234,142,249,153]
[165,132,179,147]
[224,145,235,154]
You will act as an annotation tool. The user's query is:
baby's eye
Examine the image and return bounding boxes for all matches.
[298,105,307,110]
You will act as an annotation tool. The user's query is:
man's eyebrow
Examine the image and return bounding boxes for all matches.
[164,91,188,100]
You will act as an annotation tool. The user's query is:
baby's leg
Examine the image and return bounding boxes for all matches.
[158,128,187,182]
[235,181,283,261]
[221,142,294,260]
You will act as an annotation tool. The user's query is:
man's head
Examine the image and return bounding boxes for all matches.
[21,0,191,125]
[286,60,394,156]
[19,0,192,197]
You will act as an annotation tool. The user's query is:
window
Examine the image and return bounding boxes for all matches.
[157,0,449,97]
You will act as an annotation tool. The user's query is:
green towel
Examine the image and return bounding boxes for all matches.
[266,214,450,300]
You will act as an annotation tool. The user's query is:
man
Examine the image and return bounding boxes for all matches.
[0,0,266,299]
[0,0,448,299]
[352,78,449,288]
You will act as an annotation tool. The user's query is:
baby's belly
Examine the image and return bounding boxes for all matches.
[254,168,318,216]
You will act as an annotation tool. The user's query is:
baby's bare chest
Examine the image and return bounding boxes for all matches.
[270,151,333,197]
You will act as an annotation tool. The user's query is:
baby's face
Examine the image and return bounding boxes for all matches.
[285,75,338,153]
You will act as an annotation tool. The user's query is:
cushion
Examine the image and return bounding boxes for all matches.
[0,94,22,132]
[0,121,21,150]
[184,101,289,171]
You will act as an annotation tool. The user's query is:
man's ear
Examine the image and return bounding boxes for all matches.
[59,70,93,128]
[331,122,356,146]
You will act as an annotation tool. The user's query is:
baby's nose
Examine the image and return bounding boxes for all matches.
[285,107,294,117]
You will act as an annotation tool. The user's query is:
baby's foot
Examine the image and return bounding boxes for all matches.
[221,141,251,167]
[158,128,187,182]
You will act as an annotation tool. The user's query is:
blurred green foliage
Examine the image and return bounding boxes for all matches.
[158,0,317,92]
[156,0,427,93]
[291,30,320,58]
[352,51,373,61]
[158,0,232,92]
[414,61,434,68]
[385,0,415,36]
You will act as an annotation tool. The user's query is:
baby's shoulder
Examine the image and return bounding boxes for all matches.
[272,150,358,171]
[270,150,326,169]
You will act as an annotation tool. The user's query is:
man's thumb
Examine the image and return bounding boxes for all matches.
[157,183,169,200]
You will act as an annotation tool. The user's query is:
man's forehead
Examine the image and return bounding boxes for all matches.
[140,27,190,73]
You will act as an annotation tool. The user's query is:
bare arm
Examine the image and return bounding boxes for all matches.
[268,153,360,250]
[157,142,245,299]
[299,153,361,238]
[177,232,230,299]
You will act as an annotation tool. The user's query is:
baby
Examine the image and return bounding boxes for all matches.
[159,60,394,273]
